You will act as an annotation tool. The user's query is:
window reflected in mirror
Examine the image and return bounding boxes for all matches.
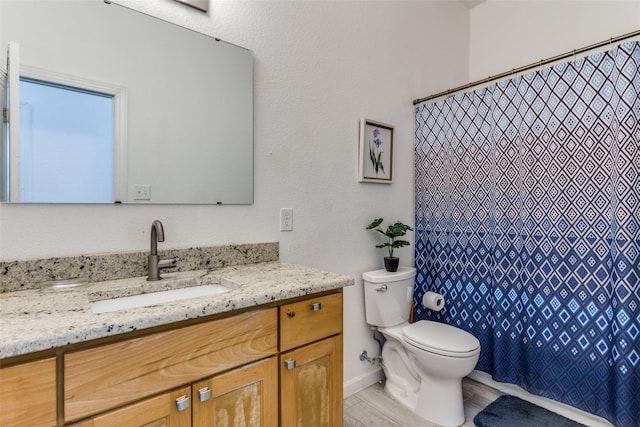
[18,78,113,203]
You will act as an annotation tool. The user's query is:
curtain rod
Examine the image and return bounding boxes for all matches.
[412,29,640,106]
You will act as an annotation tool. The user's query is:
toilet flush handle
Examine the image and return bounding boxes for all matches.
[376,284,388,292]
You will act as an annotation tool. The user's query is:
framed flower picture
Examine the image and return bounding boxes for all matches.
[358,118,394,183]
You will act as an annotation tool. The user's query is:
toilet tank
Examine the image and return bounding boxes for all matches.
[363,267,416,327]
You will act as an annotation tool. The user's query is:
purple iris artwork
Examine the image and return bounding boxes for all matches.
[359,118,393,183]
[369,128,385,175]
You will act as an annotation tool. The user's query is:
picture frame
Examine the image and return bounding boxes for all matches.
[359,118,394,183]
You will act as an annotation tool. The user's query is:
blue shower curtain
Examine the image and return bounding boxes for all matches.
[413,41,639,426]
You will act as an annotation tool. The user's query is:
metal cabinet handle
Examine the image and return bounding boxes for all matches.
[376,285,388,292]
[176,395,191,412]
[284,358,297,370]
[198,387,212,402]
[310,302,322,311]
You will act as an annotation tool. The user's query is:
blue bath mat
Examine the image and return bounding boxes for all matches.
[474,395,587,427]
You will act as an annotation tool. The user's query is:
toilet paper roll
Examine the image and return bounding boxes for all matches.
[423,291,445,312]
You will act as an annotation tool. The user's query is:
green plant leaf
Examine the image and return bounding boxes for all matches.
[366,218,384,229]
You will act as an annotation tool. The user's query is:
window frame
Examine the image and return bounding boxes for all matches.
[12,64,127,202]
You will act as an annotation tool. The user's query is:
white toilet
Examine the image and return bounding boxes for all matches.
[363,267,480,427]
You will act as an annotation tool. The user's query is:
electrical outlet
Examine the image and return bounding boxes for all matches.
[280,208,293,231]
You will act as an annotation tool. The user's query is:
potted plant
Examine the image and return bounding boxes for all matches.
[366,218,413,272]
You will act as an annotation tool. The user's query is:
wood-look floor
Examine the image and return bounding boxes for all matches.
[344,377,503,427]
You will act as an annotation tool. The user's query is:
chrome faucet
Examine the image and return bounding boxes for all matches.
[147,220,178,281]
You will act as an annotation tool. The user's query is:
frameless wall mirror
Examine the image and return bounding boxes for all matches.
[0,0,253,204]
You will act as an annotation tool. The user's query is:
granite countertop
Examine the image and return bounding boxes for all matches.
[0,262,354,360]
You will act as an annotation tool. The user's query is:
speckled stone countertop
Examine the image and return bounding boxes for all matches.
[0,262,354,360]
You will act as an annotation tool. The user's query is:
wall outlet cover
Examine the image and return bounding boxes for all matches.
[280,208,293,231]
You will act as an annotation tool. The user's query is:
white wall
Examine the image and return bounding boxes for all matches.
[0,0,470,394]
[469,0,640,81]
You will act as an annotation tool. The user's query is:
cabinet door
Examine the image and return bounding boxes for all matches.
[192,357,277,427]
[0,357,56,427]
[86,386,191,427]
[280,336,343,427]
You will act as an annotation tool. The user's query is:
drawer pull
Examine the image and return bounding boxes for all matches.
[176,395,191,412]
[284,358,297,370]
[198,387,212,402]
[310,302,322,311]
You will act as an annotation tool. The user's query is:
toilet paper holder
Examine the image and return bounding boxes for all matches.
[423,291,444,311]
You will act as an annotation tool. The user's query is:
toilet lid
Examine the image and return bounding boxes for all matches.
[402,321,480,355]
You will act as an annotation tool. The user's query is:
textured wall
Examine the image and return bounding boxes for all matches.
[469,0,640,81]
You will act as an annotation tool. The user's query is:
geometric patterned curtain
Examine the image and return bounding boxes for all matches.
[414,41,639,426]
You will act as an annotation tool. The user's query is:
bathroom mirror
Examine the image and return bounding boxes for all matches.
[0,0,253,204]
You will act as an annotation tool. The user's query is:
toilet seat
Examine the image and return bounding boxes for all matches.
[402,321,480,358]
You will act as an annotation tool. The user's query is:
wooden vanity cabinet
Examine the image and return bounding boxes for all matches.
[279,293,343,427]
[0,357,57,427]
[1,290,344,427]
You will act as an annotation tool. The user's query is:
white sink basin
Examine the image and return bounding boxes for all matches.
[91,284,229,314]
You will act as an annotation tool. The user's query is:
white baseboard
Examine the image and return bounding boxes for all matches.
[343,368,385,398]
[469,371,613,427]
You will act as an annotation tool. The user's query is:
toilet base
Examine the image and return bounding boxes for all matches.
[383,378,418,414]
[383,375,465,427]
[415,376,465,426]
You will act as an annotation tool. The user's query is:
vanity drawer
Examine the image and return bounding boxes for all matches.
[280,292,343,351]
[64,308,277,422]
[0,358,56,427]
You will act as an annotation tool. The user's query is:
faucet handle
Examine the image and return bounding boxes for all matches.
[158,256,179,269]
